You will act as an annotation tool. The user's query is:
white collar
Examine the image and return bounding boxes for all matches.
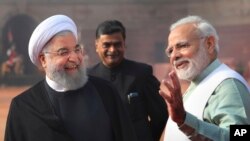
[45,76,68,92]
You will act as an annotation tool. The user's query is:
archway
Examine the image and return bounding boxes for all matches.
[2,14,37,75]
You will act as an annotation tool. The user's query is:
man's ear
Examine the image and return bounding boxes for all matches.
[95,39,99,52]
[205,36,216,54]
[38,54,47,68]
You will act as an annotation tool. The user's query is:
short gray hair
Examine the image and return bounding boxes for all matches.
[170,15,219,53]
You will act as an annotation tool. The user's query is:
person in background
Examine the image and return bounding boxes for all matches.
[1,43,23,76]
[159,15,250,141]
[88,20,168,141]
[4,15,137,141]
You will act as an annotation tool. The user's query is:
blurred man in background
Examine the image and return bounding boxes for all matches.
[88,20,168,141]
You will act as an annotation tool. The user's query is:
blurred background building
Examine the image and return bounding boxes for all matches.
[0,0,250,85]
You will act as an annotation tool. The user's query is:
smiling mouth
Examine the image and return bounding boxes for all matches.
[106,54,118,59]
[175,61,189,69]
[65,64,79,71]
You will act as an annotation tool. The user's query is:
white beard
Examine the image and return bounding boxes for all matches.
[174,44,210,81]
[47,56,89,90]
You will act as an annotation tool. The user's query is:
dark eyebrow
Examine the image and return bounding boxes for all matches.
[75,44,81,48]
[57,47,68,51]
[103,40,121,44]
[103,42,112,45]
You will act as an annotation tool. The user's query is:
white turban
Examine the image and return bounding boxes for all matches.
[28,14,78,66]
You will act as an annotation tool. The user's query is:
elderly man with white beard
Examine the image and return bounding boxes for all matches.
[4,15,137,141]
[159,15,250,141]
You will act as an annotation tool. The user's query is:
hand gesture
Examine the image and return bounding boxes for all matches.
[159,70,186,125]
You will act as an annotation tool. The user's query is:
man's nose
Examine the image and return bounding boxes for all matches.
[68,51,81,62]
[108,46,116,52]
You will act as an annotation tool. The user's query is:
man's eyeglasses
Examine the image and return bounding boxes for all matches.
[43,44,84,57]
[166,37,205,57]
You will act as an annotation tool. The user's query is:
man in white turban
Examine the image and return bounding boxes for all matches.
[4,14,137,141]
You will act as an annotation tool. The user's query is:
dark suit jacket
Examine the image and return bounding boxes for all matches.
[4,76,137,141]
[88,59,168,141]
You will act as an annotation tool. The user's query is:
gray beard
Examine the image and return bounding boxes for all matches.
[174,44,210,81]
[51,65,88,90]
[47,59,88,90]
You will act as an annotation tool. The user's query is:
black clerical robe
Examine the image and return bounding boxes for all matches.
[4,76,137,141]
[88,59,168,141]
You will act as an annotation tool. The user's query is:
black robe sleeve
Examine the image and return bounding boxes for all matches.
[4,81,73,141]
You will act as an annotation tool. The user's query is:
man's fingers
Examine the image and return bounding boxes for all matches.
[159,90,172,103]
[169,72,181,90]
[162,79,174,92]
